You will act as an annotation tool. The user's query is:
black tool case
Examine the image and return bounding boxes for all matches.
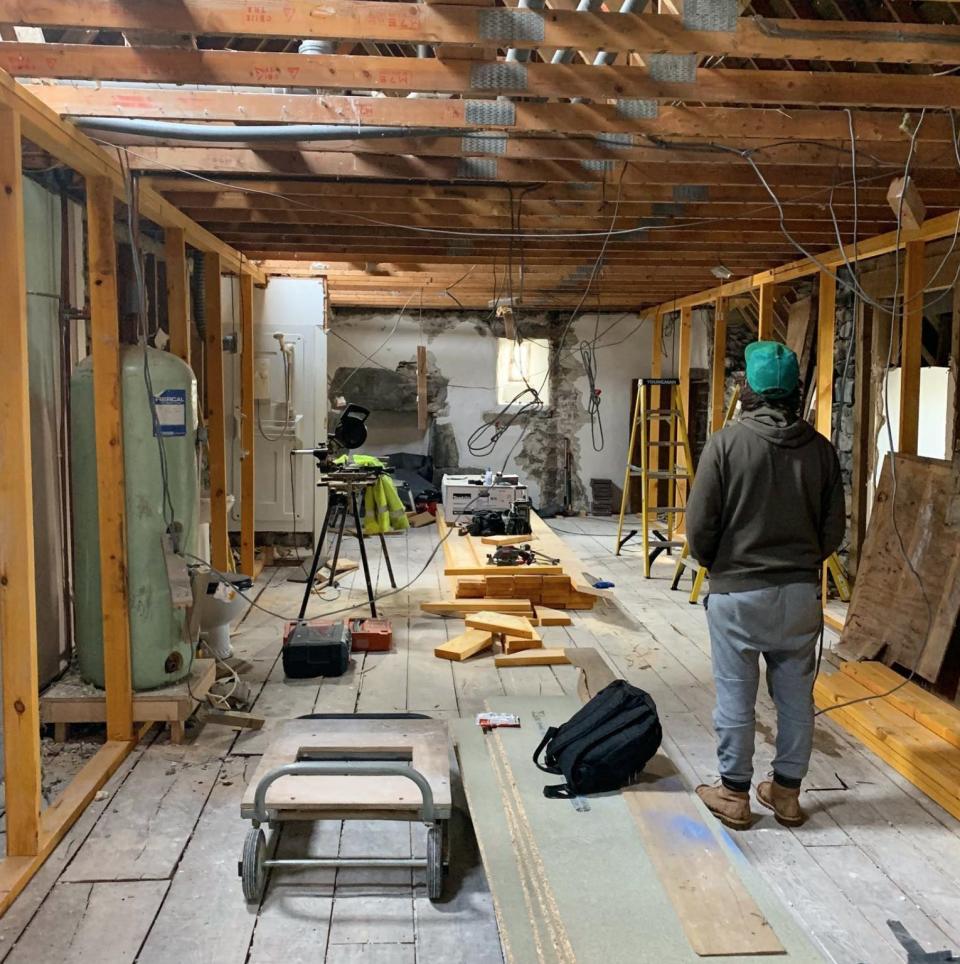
[282,620,352,678]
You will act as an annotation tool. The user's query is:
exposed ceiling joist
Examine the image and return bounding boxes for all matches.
[7,43,960,107]
[5,3,960,65]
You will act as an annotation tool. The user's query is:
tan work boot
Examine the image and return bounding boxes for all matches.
[696,783,752,830]
[756,780,805,827]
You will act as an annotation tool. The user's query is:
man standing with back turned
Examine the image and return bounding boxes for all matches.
[685,341,845,830]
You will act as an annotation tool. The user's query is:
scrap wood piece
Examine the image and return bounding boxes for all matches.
[815,672,960,805]
[205,710,264,730]
[839,454,960,684]
[502,634,544,655]
[841,660,960,750]
[435,629,494,662]
[466,611,536,639]
[624,757,785,957]
[481,534,538,546]
[533,607,572,627]
[421,598,534,616]
[495,648,571,667]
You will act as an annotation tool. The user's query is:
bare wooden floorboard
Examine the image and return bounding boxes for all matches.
[233,681,321,755]
[325,944,415,964]
[246,891,334,963]
[0,747,143,960]
[4,880,168,964]
[60,745,224,883]
[327,895,414,945]
[136,757,261,964]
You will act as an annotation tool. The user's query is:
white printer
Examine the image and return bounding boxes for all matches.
[441,474,528,523]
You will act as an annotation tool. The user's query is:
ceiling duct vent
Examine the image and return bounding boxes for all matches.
[465,100,516,127]
[673,184,710,202]
[648,54,697,84]
[615,99,659,120]
[470,62,528,91]
[457,157,498,179]
[684,0,738,33]
[478,8,545,43]
[461,133,508,156]
[595,132,635,149]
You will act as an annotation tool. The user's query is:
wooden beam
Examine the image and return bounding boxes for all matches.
[205,252,230,572]
[164,226,190,366]
[709,297,727,433]
[239,272,255,578]
[417,344,428,434]
[0,68,263,282]
[0,103,41,858]
[6,5,960,64]
[849,303,874,579]
[758,283,777,341]
[31,87,956,144]
[12,45,960,108]
[677,304,692,511]
[900,239,925,455]
[816,270,836,438]
[87,175,134,744]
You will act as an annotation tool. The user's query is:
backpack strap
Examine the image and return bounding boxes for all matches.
[532,727,560,774]
[542,783,574,799]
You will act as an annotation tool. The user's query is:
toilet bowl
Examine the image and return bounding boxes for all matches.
[199,571,253,660]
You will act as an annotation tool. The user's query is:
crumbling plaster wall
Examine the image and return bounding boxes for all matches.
[326,308,671,511]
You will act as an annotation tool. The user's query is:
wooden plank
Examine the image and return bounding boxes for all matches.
[816,270,836,438]
[841,661,960,750]
[416,343,428,434]
[480,534,538,546]
[87,174,134,744]
[164,226,190,366]
[815,673,960,802]
[900,239,925,455]
[16,44,960,107]
[0,741,133,918]
[446,563,563,576]
[0,70,262,282]
[676,304,692,514]
[465,613,536,639]
[4,880,168,964]
[434,629,495,662]
[839,454,960,682]
[624,763,784,957]
[239,271,255,577]
[709,296,727,433]
[849,303,874,578]
[204,252,229,572]
[533,607,572,627]
[8,4,960,64]
[421,598,534,615]
[502,634,543,655]
[494,648,570,667]
[758,282,777,341]
[0,103,41,859]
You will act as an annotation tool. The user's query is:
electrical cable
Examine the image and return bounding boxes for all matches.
[579,338,604,451]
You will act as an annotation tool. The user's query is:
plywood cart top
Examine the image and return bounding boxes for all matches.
[240,717,452,821]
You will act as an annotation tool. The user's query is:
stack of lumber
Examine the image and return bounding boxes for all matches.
[434,611,573,667]
[434,511,608,612]
[814,661,960,821]
[456,573,597,609]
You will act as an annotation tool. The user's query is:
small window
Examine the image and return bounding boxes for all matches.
[496,338,550,406]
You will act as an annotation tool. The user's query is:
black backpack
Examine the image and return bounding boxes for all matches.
[532,680,662,799]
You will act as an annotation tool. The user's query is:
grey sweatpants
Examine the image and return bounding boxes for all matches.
[705,583,821,787]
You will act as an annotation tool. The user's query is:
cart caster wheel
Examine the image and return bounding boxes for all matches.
[241,827,267,903]
[427,822,445,901]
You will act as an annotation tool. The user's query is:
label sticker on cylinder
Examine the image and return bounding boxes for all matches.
[154,389,187,437]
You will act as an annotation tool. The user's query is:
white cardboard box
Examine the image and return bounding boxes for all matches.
[441,475,528,522]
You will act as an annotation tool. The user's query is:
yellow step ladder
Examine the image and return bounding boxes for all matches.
[671,385,740,602]
[615,378,694,577]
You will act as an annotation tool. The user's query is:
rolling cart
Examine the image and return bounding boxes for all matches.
[239,717,452,902]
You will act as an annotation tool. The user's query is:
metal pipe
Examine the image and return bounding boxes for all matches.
[265,858,428,868]
[73,117,463,142]
[592,0,644,67]
[505,0,545,63]
[551,0,605,65]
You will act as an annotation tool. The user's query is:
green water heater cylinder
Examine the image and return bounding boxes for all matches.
[71,345,199,690]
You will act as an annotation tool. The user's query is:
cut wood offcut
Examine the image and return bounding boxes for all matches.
[434,629,495,662]
[465,612,537,639]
